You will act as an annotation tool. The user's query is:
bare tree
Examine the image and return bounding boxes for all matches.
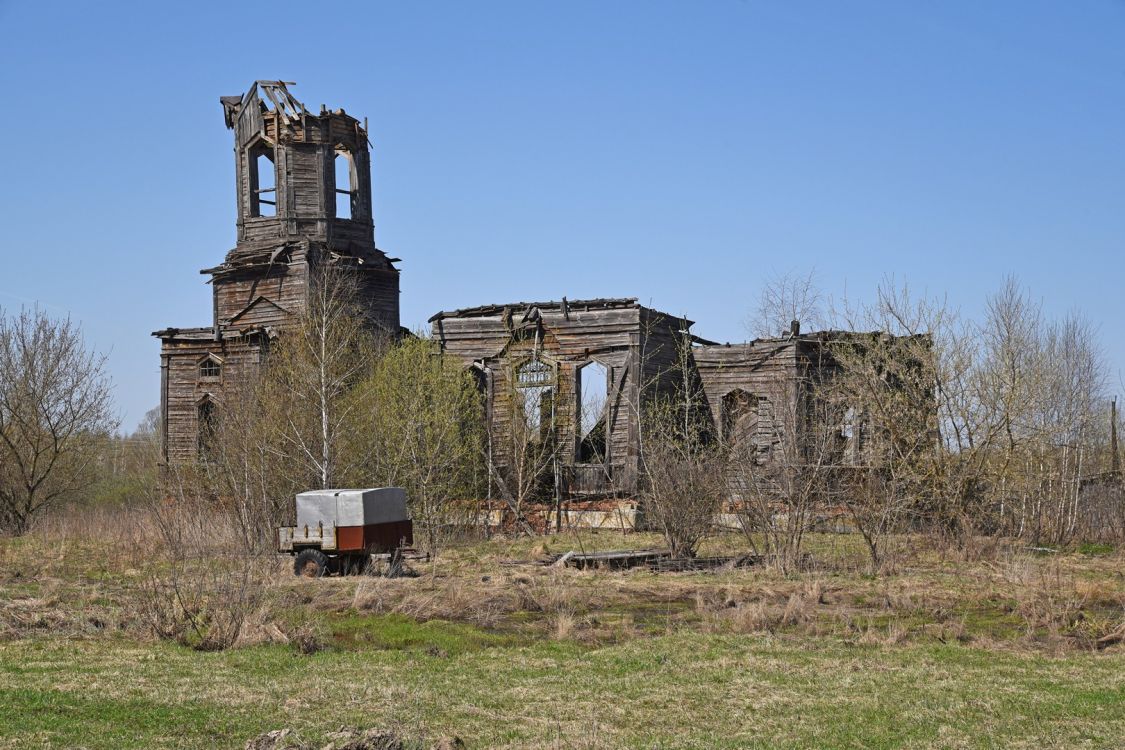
[747,269,827,339]
[969,278,1110,544]
[142,452,272,650]
[186,265,388,551]
[1000,309,1107,544]
[0,307,118,534]
[195,372,291,552]
[830,281,964,560]
[488,354,565,533]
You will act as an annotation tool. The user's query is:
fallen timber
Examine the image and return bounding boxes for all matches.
[541,548,767,571]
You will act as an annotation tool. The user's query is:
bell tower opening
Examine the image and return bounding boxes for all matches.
[249,145,277,218]
[334,148,356,220]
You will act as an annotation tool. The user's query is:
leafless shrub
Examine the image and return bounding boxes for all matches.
[641,427,726,558]
[137,471,277,651]
[486,353,567,534]
[730,375,836,573]
[138,545,274,651]
[639,331,727,558]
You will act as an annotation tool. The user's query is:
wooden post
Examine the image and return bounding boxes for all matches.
[1112,398,1121,476]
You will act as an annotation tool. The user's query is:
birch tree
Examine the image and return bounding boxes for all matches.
[258,266,382,491]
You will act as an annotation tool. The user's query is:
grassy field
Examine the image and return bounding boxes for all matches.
[1,514,1123,748]
[2,625,1123,749]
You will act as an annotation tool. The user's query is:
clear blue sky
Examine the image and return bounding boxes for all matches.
[1,1,1122,431]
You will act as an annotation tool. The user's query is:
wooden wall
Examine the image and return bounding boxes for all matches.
[694,340,800,452]
[433,303,691,497]
[213,251,309,326]
[233,101,374,245]
[695,338,854,466]
[159,332,267,464]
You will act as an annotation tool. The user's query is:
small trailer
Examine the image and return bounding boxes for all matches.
[277,488,414,577]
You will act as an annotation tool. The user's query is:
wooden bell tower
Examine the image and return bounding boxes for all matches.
[154,81,401,465]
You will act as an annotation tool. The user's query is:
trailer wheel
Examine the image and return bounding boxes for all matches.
[294,549,329,578]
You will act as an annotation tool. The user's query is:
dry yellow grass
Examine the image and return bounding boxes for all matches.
[2,505,1123,653]
[1,506,1124,747]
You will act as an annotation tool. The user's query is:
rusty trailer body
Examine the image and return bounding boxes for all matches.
[278,488,413,576]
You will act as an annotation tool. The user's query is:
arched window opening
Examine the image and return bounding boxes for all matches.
[197,398,218,459]
[199,356,221,380]
[576,361,609,463]
[722,389,763,458]
[334,149,356,219]
[516,358,555,443]
[250,147,276,217]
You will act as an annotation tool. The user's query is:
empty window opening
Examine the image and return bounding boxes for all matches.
[198,399,218,459]
[334,149,356,219]
[520,385,555,441]
[199,357,221,379]
[250,149,277,217]
[577,361,609,462]
[516,358,555,442]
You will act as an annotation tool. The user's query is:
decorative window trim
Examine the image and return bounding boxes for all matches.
[198,354,223,381]
[515,355,555,387]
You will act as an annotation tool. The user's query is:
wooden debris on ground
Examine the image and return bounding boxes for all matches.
[536,548,768,572]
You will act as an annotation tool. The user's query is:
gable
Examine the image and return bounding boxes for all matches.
[228,296,291,327]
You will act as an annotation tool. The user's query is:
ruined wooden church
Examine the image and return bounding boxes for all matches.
[154,81,872,503]
[153,81,400,463]
[430,303,864,501]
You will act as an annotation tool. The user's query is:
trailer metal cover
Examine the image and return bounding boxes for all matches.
[295,488,409,529]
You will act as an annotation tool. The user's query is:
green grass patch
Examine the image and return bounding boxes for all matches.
[0,629,1122,749]
[324,612,529,654]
